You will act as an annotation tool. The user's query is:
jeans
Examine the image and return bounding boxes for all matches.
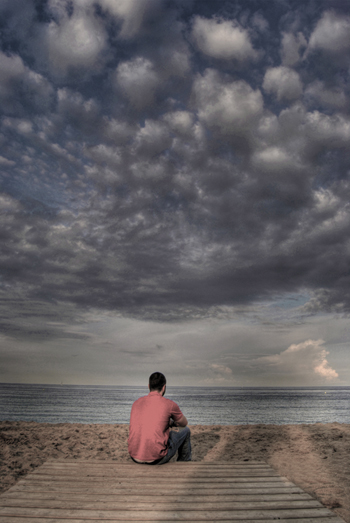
[157,426,192,464]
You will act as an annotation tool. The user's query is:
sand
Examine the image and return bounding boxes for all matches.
[0,421,349,522]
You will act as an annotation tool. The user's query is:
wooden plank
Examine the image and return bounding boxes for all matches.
[50,458,269,468]
[0,518,345,523]
[7,481,305,491]
[22,475,286,483]
[28,474,283,483]
[17,474,288,486]
[59,463,268,468]
[0,499,324,510]
[29,474,282,482]
[21,482,291,490]
[41,459,269,469]
[39,463,271,471]
[34,461,275,474]
[33,471,281,481]
[8,485,305,495]
[33,465,277,477]
[2,492,315,502]
[0,506,340,519]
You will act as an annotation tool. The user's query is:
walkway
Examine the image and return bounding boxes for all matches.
[0,460,345,522]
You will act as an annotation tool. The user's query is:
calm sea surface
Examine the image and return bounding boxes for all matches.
[0,384,349,425]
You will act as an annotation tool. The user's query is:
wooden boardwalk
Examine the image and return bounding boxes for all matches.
[0,460,345,522]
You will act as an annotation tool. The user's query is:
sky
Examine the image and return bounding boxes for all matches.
[0,0,350,387]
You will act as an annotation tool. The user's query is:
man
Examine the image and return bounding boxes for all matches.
[128,372,191,464]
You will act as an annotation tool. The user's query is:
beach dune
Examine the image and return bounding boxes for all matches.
[1,421,349,522]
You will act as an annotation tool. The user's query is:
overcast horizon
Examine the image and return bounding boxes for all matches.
[1,382,349,389]
[1,0,350,387]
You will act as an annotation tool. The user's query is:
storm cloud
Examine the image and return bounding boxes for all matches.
[0,0,349,385]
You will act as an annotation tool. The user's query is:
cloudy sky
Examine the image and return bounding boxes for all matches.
[0,0,349,387]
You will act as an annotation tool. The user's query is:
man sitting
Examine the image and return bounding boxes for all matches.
[128,372,191,464]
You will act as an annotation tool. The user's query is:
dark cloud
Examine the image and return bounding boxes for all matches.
[0,0,349,347]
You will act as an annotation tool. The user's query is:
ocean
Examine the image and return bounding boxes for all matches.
[0,383,349,425]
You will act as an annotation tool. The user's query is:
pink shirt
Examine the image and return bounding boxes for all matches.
[128,391,184,461]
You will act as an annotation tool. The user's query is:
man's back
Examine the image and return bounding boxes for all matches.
[128,390,184,461]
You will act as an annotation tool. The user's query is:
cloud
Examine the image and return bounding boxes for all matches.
[162,111,195,137]
[308,11,350,54]
[0,51,54,114]
[99,0,161,38]
[43,2,107,75]
[304,111,350,149]
[257,339,339,381]
[305,81,348,110]
[0,155,16,167]
[191,16,258,62]
[193,68,263,137]
[251,146,296,173]
[56,88,101,135]
[115,57,160,109]
[0,51,25,89]
[202,363,234,384]
[280,32,307,66]
[210,363,232,375]
[251,13,269,33]
[263,66,303,101]
[132,119,171,160]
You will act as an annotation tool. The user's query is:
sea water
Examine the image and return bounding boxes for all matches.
[0,384,349,425]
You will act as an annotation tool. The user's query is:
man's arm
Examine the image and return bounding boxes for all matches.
[175,415,188,427]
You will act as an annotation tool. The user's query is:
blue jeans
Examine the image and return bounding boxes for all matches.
[158,426,192,464]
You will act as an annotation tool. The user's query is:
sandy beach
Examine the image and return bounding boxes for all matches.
[1,421,349,522]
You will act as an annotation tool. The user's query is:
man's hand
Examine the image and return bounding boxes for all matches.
[176,415,188,427]
[169,415,188,429]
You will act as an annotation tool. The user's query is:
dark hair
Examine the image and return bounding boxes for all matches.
[149,372,166,392]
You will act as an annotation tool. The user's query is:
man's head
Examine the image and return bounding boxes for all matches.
[149,372,166,394]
